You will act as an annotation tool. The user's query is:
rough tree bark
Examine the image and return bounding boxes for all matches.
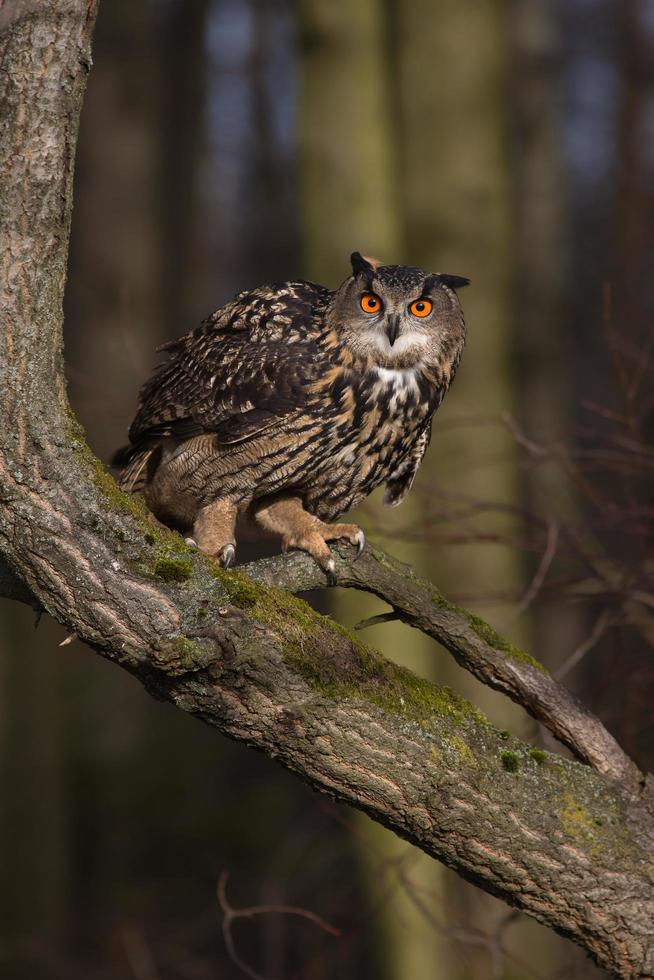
[1,4,654,976]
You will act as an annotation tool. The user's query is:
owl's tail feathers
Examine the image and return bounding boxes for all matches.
[111,443,160,494]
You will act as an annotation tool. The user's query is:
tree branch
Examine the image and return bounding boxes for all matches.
[1,5,654,977]
[242,547,642,792]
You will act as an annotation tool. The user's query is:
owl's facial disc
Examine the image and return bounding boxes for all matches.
[331,259,468,370]
[353,288,430,362]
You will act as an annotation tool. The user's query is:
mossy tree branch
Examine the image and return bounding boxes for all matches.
[242,546,642,792]
[1,5,654,977]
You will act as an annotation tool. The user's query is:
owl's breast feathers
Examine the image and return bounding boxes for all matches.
[117,280,456,518]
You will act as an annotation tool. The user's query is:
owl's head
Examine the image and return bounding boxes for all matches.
[327,252,469,370]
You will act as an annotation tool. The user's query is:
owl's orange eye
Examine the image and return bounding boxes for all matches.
[409,298,433,318]
[360,292,382,314]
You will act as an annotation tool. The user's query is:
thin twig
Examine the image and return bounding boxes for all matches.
[217,872,340,980]
[498,520,559,630]
[353,610,399,631]
[555,609,616,680]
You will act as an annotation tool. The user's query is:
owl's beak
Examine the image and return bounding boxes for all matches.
[385,314,401,347]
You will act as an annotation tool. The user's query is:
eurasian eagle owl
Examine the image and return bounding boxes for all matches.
[114,253,468,581]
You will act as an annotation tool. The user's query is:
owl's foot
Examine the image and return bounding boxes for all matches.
[309,524,365,584]
[320,523,365,556]
[187,536,235,567]
[252,496,365,584]
[283,524,363,584]
[192,498,238,568]
[217,543,236,568]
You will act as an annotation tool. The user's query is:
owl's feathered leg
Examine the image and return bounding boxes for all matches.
[252,496,364,584]
[192,497,238,567]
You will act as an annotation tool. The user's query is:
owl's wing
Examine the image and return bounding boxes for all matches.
[128,281,330,448]
[383,422,432,507]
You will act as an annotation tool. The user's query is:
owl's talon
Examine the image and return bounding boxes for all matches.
[219,544,236,568]
[325,558,337,586]
[184,537,198,548]
[355,529,365,557]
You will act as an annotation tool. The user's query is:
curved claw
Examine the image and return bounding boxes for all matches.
[326,557,337,586]
[184,537,198,548]
[220,544,236,568]
[354,529,365,557]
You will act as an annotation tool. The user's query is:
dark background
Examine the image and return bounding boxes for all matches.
[1,1,653,977]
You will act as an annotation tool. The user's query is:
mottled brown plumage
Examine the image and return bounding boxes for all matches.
[114,253,468,578]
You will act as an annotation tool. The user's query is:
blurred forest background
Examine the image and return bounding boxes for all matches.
[2,0,654,977]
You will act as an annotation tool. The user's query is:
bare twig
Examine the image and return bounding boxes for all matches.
[353,610,400,631]
[217,872,339,980]
[497,519,559,630]
[555,609,617,680]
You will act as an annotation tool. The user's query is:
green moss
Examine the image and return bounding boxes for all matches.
[66,408,192,552]
[164,635,201,660]
[560,792,601,848]
[426,582,450,608]
[66,407,204,592]
[466,612,546,672]
[206,564,259,608]
[153,634,214,674]
[528,748,547,765]
[242,579,487,734]
[501,750,520,772]
[499,729,510,740]
[152,557,193,583]
[424,570,546,673]
[449,734,479,768]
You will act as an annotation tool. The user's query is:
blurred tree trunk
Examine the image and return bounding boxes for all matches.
[297,2,460,978]
[511,7,599,973]
[601,0,654,789]
[511,0,583,668]
[298,0,400,274]
[0,605,69,971]
[247,0,299,283]
[394,1,559,976]
[160,0,211,339]
[66,0,164,458]
[613,0,653,323]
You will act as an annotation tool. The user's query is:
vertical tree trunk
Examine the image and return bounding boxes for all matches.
[510,7,600,974]
[298,0,400,279]
[297,3,460,977]
[395,1,551,974]
[511,0,583,667]
[0,0,98,968]
[159,0,210,340]
[67,0,164,456]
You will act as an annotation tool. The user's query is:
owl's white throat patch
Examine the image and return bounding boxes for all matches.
[374,365,421,393]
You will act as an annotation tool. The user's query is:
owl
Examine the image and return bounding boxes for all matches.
[114,252,468,581]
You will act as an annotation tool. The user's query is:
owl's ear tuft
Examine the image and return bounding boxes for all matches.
[435,273,470,290]
[350,252,375,277]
